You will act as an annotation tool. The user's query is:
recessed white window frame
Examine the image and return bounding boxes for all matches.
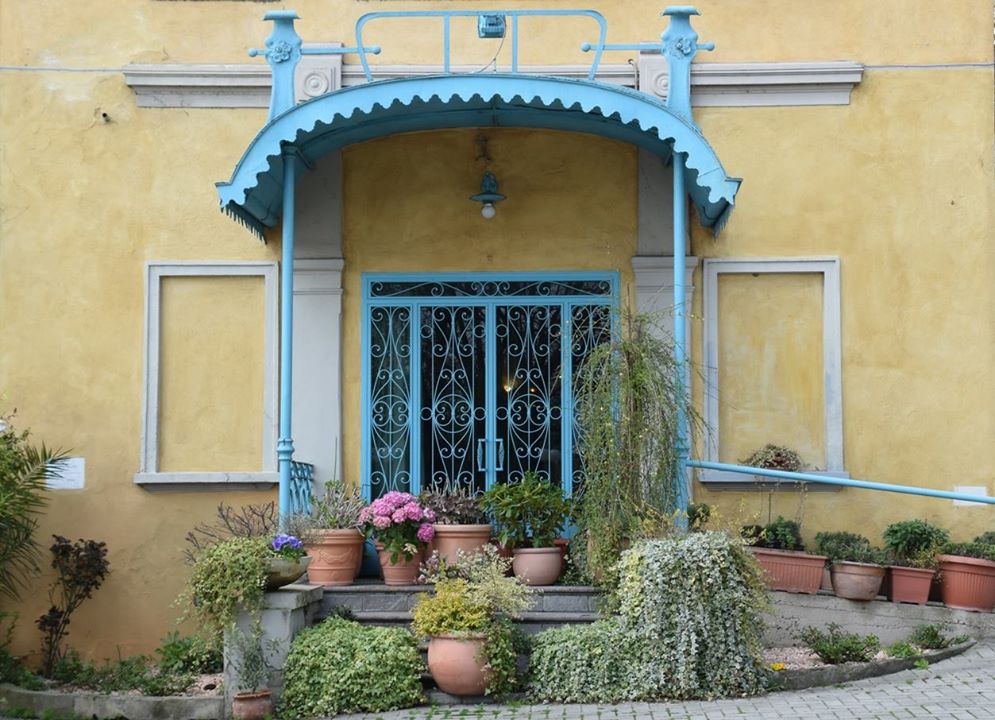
[700,257,845,490]
[134,262,279,491]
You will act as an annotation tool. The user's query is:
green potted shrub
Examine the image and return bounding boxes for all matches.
[882,520,949,605]
[420,485,492,564]
[228,624,272,720]
[293,480,365,586]
[481,472,568,585]
[815,531,887,601]
[741,515,827,594]
[936,535,995,612]
[412,548,532,696]
[183,533,309,637]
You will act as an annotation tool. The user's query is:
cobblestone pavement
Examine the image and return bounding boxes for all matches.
[336,639,995,720]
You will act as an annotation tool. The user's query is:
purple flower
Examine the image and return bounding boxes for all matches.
[373,515,391,529]
[391,508,407,524]
[416,523,435,543]
[424,508,436,523]
[402,502,423,522]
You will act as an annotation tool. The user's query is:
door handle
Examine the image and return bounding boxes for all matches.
[495,439,505,471]
[476,439,486,472]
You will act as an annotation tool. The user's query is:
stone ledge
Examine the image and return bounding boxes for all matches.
[0,684,223,720]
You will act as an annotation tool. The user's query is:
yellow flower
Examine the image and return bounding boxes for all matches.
[770,662,786,672]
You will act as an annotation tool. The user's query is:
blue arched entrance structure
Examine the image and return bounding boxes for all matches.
[217,7,741,522]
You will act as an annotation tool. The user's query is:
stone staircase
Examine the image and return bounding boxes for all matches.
[321,580,602,634]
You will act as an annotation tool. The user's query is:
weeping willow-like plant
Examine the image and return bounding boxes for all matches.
[0,413,67,600]
[573,311,702,581]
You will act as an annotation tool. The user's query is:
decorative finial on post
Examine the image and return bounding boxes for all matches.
[249,11,303,122]
[661,6,714,123]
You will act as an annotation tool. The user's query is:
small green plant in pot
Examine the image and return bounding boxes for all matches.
[420,485,492,564]
[815,531,887,601]
[412,549,532,696]
[882,520,949,605]
[741,516,826,595]
[936,534,995,612]
[481,472,569,585]
[228,623,273,720]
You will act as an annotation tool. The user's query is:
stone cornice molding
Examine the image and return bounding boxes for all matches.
[124,59,863,109]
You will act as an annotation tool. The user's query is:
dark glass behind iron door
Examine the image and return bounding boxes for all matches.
[494,305,564,488]
[418,305,488,495]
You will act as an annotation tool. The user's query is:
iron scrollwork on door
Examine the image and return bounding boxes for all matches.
[363,274,615,500]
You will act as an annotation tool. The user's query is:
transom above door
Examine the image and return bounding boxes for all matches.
[361,273,617,501]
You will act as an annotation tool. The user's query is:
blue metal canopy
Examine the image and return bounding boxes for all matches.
[216,73,741,239]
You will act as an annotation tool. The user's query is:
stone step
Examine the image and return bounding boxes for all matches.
[320,581,603,635]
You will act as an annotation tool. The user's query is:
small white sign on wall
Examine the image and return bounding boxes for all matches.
[47,457,85,490]
[953,485,989,507]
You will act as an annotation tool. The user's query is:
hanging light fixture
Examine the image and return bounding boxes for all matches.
[470,170,505,219]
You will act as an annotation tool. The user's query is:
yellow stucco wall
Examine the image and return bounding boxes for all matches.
[0,0,992,661]
[716,273,825,469]
[691,67,995,542]
[158,276,265,472]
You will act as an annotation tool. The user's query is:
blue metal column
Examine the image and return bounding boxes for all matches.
[672,152,689,517]
[277,147,298,525]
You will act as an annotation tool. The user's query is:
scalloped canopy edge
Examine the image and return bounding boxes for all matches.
[216,74,741,240]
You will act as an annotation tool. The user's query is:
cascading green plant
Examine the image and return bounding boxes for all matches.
[572,311,702,581]
[528,532,770,702]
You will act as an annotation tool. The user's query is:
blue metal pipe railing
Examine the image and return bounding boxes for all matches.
[354,9,609,82]
[687,460,995,505]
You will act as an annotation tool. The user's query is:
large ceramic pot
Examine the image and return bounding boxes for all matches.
[264,556,311,591]
[937,554,995,612]
[512,547,562,585]
[375,541,421,586]
[304,529,364,586]
[427,635,489,696]
[232,690,272,720]
[888,566,935,605]
[749,548,827,594]
[830,561,886,600]
[432,524,493,564]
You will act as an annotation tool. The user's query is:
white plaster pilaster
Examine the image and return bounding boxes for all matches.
[292,259,344,490]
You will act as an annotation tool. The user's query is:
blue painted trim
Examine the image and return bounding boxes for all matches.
[673,153,689,524]
[485,303,497,491]
[410,301,422,496]
[216,74,740,239]
[277,149,297,525]
[688,461,995,506]
[360,289,372,501]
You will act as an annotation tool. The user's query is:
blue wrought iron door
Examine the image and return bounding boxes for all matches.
[362,274,616,500]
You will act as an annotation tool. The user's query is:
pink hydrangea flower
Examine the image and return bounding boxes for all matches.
[402,502,423,522]
[371,498,391,517]
[391,508,407,524]
[358,507,372,524]
[416,523,435,543]
[424,508,436,523]
[372,515,391,529]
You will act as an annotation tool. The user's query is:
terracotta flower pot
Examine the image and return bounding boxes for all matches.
[748,547,827,594]
[427,635,489,696]
[830,561,886,600]
[375,542,421,586]
[232,690,272,720]
[304,529,364,586]
[512,547,562,585]
[888,566,935,605]
[264,556,311,591]
[937,554,995,612]
[432,524,493,564]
